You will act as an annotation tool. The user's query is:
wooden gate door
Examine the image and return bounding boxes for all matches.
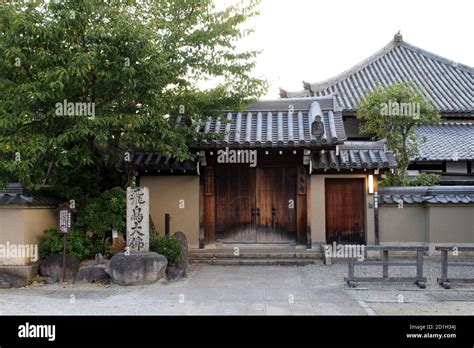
[215,166,254,242]
[325,178,365,244]
[256,167,296,242]
[215,166,296,243]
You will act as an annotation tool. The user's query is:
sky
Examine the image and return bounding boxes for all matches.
[227,0,474,99]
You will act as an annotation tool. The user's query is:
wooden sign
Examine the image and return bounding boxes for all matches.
[57,203,72,234]
[205,167,214,195]
[297,166,307,195]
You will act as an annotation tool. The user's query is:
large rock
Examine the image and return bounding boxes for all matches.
[108,252,167,286]
[173,231,189,277]
[75,264,110,284]
[39,254,80,282]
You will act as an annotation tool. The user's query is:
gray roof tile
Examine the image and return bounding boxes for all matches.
[379,186,474,205]
[122,153,197,173]
[312,141,397,170]
[0,183,60,207]
[281,35,473,115]
[414,122,474,161]
[189,96,347,148]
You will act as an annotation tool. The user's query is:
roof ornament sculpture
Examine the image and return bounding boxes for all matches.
[394,30,403,44]
[302,81,313,96]
[309,101,325,137]
[278,87,288,98]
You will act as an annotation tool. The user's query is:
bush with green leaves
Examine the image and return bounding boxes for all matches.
[39,227,93,261]
[409,173,440,186]
[80,187,126,238]
[379,172,440,187]
[150,235,182,265]
[75,187,125,256]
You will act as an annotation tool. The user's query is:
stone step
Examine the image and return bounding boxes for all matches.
[190,258,322,266]
[189,251,323,260]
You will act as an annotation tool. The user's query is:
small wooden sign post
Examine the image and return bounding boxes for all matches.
[57,203,72,282]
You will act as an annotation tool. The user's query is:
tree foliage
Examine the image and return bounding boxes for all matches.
[356,83,440,185]
[0,0,267,196]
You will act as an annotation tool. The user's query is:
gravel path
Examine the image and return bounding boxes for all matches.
[0,260,473,315]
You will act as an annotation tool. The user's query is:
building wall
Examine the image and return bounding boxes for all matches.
[379,206,427,242]
[427,206,474,243]
[0,207,56,266]
[311,174,374,245]
[23,208,57,246]
[141,176,200,248]
[379,205,474,244]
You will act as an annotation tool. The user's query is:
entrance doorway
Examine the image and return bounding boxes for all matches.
[325,178,365,244]
[215,167,296,243]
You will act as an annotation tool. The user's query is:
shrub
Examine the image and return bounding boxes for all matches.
[81,187,126,238]
[39,227,93,261]
[150,235,182,265]
[379,172,440,187]
[409,173,440,186]
[76,187,126,257]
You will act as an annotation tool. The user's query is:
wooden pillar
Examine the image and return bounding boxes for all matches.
[296,166,307,245]
[306,174,312,249]
[204,167,215,244]
[199,173,205,249]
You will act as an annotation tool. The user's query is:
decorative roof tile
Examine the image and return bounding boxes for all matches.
[379,186,474,205]
[189,96,347,148]
[312,141,396,170]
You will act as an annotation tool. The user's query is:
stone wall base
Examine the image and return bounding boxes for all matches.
[0,262,39,281]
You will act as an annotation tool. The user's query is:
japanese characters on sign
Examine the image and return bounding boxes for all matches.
[126,187,150,252]
[57,203,72,234]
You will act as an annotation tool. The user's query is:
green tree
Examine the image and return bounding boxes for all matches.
[0,0,266,196]
[356,83,440,185]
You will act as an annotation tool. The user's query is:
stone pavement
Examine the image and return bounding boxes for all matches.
[0,262,473,315]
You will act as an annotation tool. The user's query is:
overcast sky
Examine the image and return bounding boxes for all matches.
[230,0,474,99]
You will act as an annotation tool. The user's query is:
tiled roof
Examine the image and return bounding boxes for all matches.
[379,186,474,205]
[312,141,396,170]
[281,33,473,115]
[414,123,474,161]
[120,153,197,173]
[189,96,347,148]
[0,183,60,207]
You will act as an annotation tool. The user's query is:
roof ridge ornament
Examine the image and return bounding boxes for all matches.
[302,81,313,95]
[394,31,403,44]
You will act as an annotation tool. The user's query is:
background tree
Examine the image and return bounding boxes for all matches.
[356,83,440,186]
[0,0,267,198]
